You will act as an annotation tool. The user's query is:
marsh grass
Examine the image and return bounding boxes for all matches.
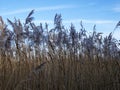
[0,10,120,90]
[0,52,120,90]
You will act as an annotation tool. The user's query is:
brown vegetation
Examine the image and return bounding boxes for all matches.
[0,10,120,90]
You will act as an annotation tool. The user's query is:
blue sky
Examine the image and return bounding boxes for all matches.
[0,0,120,38]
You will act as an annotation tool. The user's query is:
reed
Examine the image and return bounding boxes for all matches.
[0,10,120,90]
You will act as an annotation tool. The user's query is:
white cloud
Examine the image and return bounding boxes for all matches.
[113,7,120,12]
[63,19,117,24]
[83,20,116,24]
[1,5,77,16]
[31,19,117,25]
[32,20,53,24]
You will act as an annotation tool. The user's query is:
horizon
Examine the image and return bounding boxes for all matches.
[0,0,120,39]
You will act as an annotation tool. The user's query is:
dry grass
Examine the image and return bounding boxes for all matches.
[0,52,120,90]
[0,11,120,90]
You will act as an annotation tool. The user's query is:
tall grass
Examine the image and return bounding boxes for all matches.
[0,10,120,90]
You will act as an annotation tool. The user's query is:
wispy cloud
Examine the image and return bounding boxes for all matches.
[82,19,117,24]
[32,19,117,25]
[112,3,120,12]
[113,7,120,12]
[31,20,53,24]
[1,5,77,16]
[63,19,116,24]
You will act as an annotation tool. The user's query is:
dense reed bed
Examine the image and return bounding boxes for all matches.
[0,10,120,90]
